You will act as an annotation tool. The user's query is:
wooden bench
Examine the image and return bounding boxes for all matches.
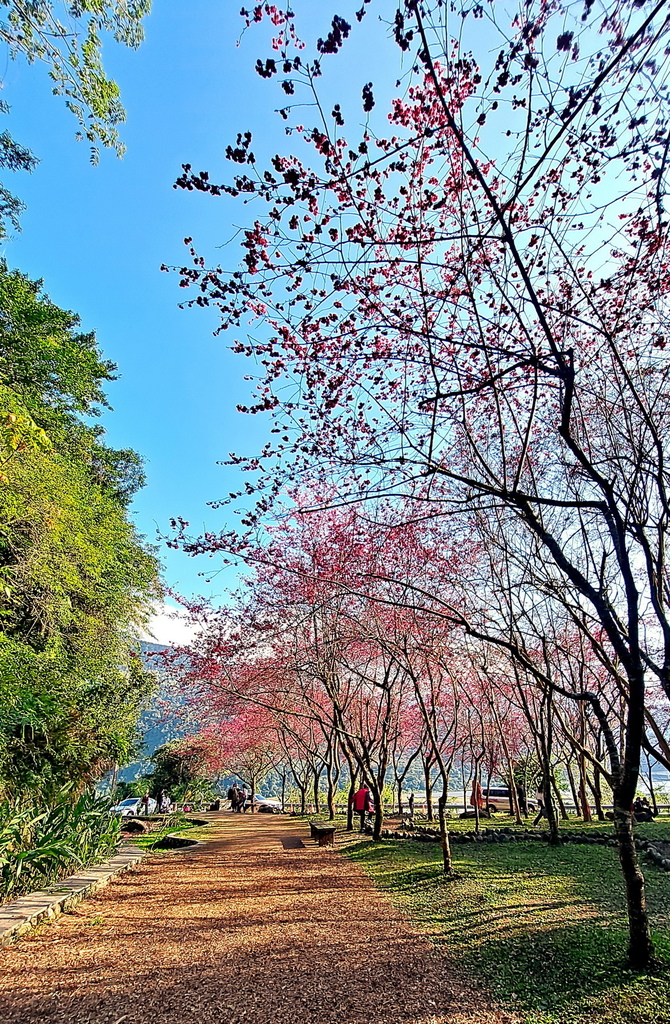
[310,821,337,846]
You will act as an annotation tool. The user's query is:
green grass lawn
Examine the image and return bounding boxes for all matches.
[344,817,670,1024]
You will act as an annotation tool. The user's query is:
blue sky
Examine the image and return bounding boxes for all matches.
[0,5,356,600]
[0,3,403,623]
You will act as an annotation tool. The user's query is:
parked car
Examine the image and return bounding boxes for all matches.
[110,796,157,817]
[253,796,283,814]
[482,786,535,813]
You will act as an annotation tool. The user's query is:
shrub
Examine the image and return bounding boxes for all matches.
[0,787,121,901]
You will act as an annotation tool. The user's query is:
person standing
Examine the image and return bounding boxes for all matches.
[240,784,250,812]
[351,784,374,832]
[408,792,415,820]
[470,780,484,810]
[515,782,528,816]
[141,791,150,817]
[533,782,547,825]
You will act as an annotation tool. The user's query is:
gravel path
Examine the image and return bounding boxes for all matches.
[0,814,519,1024]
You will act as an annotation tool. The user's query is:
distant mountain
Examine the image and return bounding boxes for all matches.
[140,641,169,656]
[115,640,188,782]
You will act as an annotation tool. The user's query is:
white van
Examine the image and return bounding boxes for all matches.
[482,786,536,813]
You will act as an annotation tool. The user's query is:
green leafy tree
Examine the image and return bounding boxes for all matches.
[0,262,161,799]
[0,0,151,234]
[143,742,216,804]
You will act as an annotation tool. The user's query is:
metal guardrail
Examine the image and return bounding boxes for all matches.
[279,802,670,815]
[172,800,670,815]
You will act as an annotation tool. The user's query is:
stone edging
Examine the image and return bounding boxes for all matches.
[378,824,670,873]
[0,843,146,946]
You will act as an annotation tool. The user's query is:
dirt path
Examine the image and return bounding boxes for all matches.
[0,814,518,1024]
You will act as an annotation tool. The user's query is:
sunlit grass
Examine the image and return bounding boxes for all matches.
[345,821,670,1024]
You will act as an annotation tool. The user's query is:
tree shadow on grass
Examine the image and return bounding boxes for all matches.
[454,921,670,1024]
[346,840,670,1024]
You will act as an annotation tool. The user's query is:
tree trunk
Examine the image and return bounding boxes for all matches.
[313,768,321,814]
[614,664,654,968]
[578,755,593,821]
[539,757,560,844]
[462,768,470,815]
[491,700,522,824]
[613,795,654,968]
[372,793,383,841]
[365,779,383,842]
[424,758,434,821]
[327,753,340,821]
[586,768,605,821]
[473,761,481,835]
[509,766,522,825]
[392,745,421,818]
[551,773,569,820]
[644,755,658,816]
[578,709,594,821]
[484,764,494,815]
[437,792,454,876]
[565,760,580,817]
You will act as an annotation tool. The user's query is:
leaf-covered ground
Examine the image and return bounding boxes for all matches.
[345,818,670,1024]
[0,814,518,1024]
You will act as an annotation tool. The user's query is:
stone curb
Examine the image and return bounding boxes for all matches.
[0,844,146,946]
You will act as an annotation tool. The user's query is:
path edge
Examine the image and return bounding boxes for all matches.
[0,843,146,946]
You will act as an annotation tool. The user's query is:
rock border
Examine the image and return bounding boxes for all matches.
[638,837,670,873]
[377,824,670,873]
[0,843,146,946]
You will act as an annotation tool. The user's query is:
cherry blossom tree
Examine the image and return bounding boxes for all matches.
[172,6,670,962]
[186,706,281,810]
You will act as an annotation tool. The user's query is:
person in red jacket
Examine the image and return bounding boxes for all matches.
[351,785,374,833]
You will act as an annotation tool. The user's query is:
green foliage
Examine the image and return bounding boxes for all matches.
[0,1,150,235]
[346,823,670,1024]
[511,754,541,788]
[0,0,149,158]
[0,264,115,424]
[141,742,216,804]
[0,786,121,900]
[114,778,146,800]
[0,100,39,236]
[0,262,161,800]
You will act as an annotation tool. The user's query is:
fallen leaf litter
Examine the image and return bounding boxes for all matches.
[0,814,519,1024]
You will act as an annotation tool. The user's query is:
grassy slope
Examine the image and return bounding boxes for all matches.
[124,814,211,850]
[344,817,670,1024]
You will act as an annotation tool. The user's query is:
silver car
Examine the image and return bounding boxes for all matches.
[253,797,283,814]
